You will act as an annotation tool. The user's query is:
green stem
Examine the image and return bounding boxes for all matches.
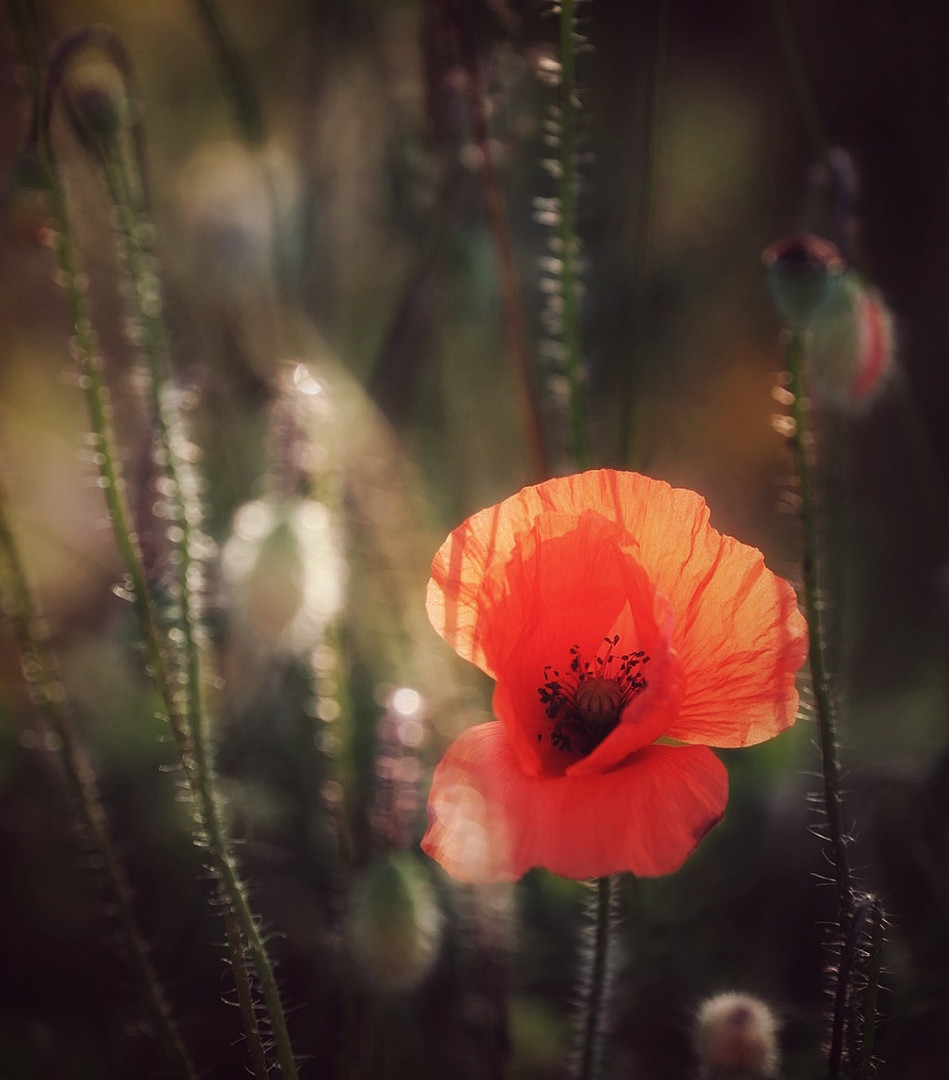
[448,0,549,481]
[575,875,615,1080]
[856,898,884,1080]
[100,148,300,1080]
[787,332,858,1080]
[188,0,263,145]
[36,33,299,1078]
[558,0,589,470]
[787,332,853,918]
[0,482,200,1080]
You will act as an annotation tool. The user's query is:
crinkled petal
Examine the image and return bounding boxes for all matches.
[421,722,728,883]
[426,471,806,748]
[477,509,679,776]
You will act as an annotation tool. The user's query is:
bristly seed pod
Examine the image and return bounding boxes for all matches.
[695,992,780,1080]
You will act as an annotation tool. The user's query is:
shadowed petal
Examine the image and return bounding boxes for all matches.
[421,722,728,883]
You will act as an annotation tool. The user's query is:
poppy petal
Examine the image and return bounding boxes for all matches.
[427,471,806,748]
[421,722,728,883]
[474,509,679,776]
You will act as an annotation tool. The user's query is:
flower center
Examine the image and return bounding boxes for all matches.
[537,635,649,759]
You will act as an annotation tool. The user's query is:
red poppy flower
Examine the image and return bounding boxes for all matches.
[422,470,808,883]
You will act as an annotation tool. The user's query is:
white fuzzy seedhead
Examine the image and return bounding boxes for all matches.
[695,992,780,1080]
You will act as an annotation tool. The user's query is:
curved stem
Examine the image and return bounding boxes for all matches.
[36,33,299,1078]
[0,483,200,1080]
[100,147,300,1080]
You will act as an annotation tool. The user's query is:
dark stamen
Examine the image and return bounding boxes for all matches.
[537,636,649,758]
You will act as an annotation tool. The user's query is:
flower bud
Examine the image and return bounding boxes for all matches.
[347,853,443,991]
[806,270,894,410]
[762,232,846,331]
[65,61,131,159]
[695,992,779,1080]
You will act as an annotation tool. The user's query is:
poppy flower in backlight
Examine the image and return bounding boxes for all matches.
[422,470,808,883]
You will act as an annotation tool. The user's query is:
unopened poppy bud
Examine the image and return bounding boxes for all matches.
[762,232,846,331]
[695,992,779,1080]
[65,63,131,158]
[348,853,443,991]
[807,270,894,409]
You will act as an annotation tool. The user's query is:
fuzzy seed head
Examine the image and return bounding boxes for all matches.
[695,992,779,1080]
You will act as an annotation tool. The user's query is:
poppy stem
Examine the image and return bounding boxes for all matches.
[0,476,201,1080]
[446,0,550,482]
[558,0,590,471]
[787,331,853,917]
[39,31,300,1080]
[574,875,617,1080]
[787,330,859,1079]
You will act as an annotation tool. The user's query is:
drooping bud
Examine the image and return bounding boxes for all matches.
[347,853,443,991]
[762,232,845,331]
[64,59,132,160]
[695,992,780,1080]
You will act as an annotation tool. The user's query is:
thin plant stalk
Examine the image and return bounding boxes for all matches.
[558,0,589,470]
[35,132,271,1080]
[37,34,300,1079]
[187,0,291,299]
[0,483,200,1080]
[99,135,301,1080]
[445,0,549,482]
[554,6,614,1076]
[786,331,858,1080]
[856,897,885,1080]
[786,331,853,918]
[574,875,616,1080]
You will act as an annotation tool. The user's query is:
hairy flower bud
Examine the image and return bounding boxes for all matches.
[762,232,845,331]
[65,62,132,159]
[695,992,780,1080]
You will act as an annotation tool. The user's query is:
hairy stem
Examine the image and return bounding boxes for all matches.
[574,875,616,1080]
[787,332,852,916]
[856,897,885,1080]
[100,144,300,1080]
[0,481,199,1080]
[786,331,856,1080]
[36,32,300,1078]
